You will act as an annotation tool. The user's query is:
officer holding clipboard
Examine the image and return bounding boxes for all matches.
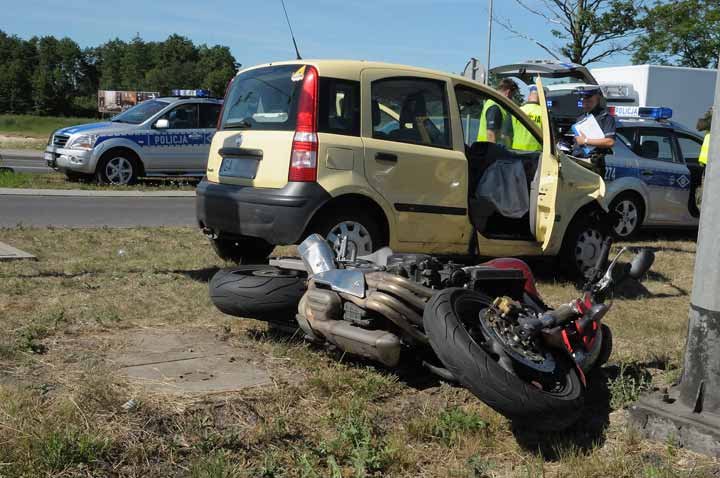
[571,86,616,176]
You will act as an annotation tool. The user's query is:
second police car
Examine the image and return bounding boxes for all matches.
[603,106,702,237]
[45,90,223,185]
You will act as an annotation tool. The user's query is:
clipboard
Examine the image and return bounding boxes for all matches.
[571,114,605,156]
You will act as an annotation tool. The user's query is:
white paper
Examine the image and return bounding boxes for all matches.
[572,114,605,140]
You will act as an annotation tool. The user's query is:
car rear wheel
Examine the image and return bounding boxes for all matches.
[97,153,139,185]
[210,236,275,264]
[312,210,387,257]
[610,193,644,239]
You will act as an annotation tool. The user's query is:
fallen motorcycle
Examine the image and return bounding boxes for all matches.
[209,234,654,431]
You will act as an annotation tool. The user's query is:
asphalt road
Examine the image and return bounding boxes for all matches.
[0,149,52,174]
[0,194,197,228]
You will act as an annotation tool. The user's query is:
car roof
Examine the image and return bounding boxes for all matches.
[236,59,488,87]
[616,118,701,137]
[155,97,223,104]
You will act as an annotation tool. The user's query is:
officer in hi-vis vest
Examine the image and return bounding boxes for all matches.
[511,85,543,152]
[477,78,518,147]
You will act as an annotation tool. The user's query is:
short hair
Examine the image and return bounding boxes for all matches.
[498,78,519,93]
[697,108,713,132]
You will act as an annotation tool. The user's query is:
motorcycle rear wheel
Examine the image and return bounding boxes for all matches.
[423,288,585,431]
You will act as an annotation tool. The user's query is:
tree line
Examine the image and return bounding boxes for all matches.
[0,32,238,117]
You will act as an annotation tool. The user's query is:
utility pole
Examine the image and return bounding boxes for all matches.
[485,0,493,84]
[630,58,720,456]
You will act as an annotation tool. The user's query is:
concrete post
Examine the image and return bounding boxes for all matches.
[630,59,720,456]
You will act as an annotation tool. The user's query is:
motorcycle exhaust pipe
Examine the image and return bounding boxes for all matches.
[298,288,402,367]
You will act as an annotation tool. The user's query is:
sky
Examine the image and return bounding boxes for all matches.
[0,0,634,74]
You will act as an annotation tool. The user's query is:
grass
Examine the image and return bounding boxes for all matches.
[0,113,98,139]
[0,170,199,191]
[0,227,718,476]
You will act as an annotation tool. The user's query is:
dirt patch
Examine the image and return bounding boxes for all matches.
[110,327,300,395]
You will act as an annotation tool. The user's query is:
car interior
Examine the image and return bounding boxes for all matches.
[455,88,540,241]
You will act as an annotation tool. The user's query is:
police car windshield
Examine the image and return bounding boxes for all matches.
[111,100,169,124]
[219,65,302,131]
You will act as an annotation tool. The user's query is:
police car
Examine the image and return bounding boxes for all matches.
[603,106,703,237]
[45,90,222,185]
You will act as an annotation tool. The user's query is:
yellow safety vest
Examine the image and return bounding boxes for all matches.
[477,99,509,146]
[511,102,543,151]
[699,133,710,166]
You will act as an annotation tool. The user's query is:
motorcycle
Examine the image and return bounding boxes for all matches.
[209,234,654,431]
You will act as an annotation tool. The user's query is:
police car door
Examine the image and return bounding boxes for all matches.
[195,103,222,172]
[634,127,691,223]
[150,103,201,171]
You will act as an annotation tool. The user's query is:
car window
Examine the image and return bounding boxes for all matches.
[615,127,634,149]
[199,103,222,129]
[111,99,169,125]
[676,134,703,165]
[371,77,450,148]
[161,104,199,129]
[455,85,540,152]
[318,78,360,136]
[636,129,677,163]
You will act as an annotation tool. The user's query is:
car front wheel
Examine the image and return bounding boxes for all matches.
[97,154,139,185]
[610,193,644,239]
[559,213,610,281]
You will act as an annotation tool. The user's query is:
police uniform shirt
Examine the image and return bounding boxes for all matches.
[572,106,616,157]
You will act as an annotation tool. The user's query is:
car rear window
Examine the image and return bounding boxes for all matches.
[219,65,305,131]
[318,78,360,136]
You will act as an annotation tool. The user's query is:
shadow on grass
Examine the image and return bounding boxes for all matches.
[511,368,613,460]
[168,267,220,283]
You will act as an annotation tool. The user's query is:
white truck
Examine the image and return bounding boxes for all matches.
[591,64,717,132]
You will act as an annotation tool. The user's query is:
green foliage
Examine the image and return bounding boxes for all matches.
[0,113,96,137]
[633,0,720,69]
[36,428,110,473]
[0,30,239,117]
[608,362,653,409]
[190,451,244,478]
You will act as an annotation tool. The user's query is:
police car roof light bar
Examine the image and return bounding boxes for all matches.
[171,89,212,98]
[608,106,673,120]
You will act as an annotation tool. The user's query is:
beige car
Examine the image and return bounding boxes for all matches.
[196,60,609,277]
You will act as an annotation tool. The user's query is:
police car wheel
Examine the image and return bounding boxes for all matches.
[97,154,138,185]
[610,193,644,239]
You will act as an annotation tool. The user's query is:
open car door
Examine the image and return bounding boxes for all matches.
[532,78,561,250]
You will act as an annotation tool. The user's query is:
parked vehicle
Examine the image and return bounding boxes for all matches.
[44,90,222,185]
[602,106,702,238]
[196,60,612,279]
[210,233,654,430]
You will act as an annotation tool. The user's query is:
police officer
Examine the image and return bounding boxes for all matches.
[477,78,518,147]
[572,86,616,175]
[511,86,543,152]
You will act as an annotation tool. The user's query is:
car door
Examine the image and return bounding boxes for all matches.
[360,69,470,247]
[149,102,201,171]
[634,127,691,223]
[195,103,222,172]
[530,79,562,250]
[676,132,704,219]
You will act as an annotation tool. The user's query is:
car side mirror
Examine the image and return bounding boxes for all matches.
[154,119,169,129]
[629,249,655,280]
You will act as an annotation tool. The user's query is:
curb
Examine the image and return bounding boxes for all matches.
[0,149,44,159]
[0,187,196,198]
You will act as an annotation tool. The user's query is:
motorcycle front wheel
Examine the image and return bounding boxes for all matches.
[423,288,585,431]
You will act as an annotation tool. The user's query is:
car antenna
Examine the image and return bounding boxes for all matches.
[280,0,302,60]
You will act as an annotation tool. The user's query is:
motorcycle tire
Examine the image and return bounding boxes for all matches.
[423,287,585,431]
[209,266,307,323]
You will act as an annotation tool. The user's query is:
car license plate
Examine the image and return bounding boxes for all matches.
[219,157,259,179]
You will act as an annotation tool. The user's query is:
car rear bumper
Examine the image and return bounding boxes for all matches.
[196,179,331,245]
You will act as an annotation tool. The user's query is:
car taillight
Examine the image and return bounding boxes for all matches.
[289,65,318,182]
[216,77,235,129]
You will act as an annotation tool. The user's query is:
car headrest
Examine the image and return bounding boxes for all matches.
[640,140,659,159]
[399,93,427,127]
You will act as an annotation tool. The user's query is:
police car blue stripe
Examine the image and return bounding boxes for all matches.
[58,122,115,135]
[604,164,691,190]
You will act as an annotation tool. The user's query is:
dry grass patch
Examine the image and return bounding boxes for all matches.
[0,227,718,476]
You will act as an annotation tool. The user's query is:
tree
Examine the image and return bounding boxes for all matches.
[633,0,720,68]
[495,0,643,65]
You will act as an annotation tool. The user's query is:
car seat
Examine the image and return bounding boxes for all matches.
[389,93,427,144]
